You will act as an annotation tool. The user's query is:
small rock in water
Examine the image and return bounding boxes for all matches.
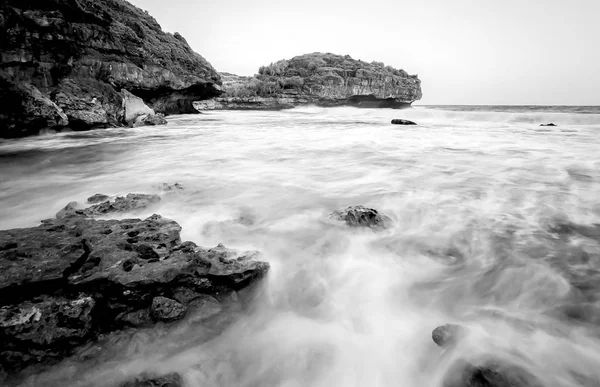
[432,323,467,348]
[87,194,109,203]
[391,119,417,125]
[330,205,392,229]
[119,372,184,387]
[540,123,557,126]
[150,296,186,322]
[443,359,543,387]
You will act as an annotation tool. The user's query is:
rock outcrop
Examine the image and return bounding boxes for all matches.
[194,53,421,111]
[0,194,269,373]
[330,205,393,229]
[0,0,221,138]
[391,119,417,125]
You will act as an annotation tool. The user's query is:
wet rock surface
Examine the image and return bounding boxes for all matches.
[330,205,392,229]
[57,193,161,219]
[0,193,269,373]
[391,119,417,125]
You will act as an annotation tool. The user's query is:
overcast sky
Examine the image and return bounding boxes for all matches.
[129,0,599,105]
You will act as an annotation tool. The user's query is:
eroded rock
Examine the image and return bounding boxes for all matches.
[151,297,186,322]
[0,195,270,373]
[432,324,467,348]
[330,205,392,229]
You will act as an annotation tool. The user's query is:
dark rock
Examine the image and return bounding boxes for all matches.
[122,89,167,128]
[0,0,221,138]
[87,194,110,204]
[391,119,417,125]
[0,296,95,370]
[150,296,186,322]
[57,193,161,219]
[119,372,184,387]
[0,196,270,373]
[432,324,467,348]
[0,75,69,138]
[330,205,392,229]
[194,54,421,111]
[443,359,542,387]
[540,123,557,127]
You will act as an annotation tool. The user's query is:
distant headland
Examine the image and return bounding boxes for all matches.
[0,0,422,138]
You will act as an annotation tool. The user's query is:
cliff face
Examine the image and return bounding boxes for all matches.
[194,53,421,111]
[0,0,221,138]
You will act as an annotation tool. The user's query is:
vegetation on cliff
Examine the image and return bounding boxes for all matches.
[221,53,422,106]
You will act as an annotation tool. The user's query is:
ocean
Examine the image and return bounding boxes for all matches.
[1,105,600,386]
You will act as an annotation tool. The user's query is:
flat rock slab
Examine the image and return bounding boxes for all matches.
[0,195,270,374]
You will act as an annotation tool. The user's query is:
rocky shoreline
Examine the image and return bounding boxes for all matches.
[0,189,269,381]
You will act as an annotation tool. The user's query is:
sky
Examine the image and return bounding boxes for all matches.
[129,0,599,105]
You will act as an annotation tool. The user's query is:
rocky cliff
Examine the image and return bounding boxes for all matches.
[194,53,421,111]
[0,0,221,138]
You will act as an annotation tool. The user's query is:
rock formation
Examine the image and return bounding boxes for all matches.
[329,205,393,229]
[194,53,421,111]
[0,0,221,138]
[0,193,269,374]
[391,119,417,125]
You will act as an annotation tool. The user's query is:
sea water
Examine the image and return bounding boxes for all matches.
[1,105,600,386]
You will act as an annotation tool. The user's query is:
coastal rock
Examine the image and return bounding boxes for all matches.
[122,90,167,128]
[432,324,466,348]
[330,205,392,229]
[87,194,110,204]
[442,360,542,387]
[0,196,270,373]
[431,325,542,387]
[57,193,161,219]
[150,297,186,322]
[0,296,95,370]
[195,54,421,111]
[540,123,557,127]
[119,372,184,387]
[0,0,221,137]
[0,75,69,138]
[391,119,417,125]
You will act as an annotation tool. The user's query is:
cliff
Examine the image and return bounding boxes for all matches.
[0,0,221,138]
[194,53,421,111]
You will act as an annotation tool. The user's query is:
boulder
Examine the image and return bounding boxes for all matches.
[539,123,557,127]
[330,205,392,229]
[0,195,270,373]
[122,89,167,128]
[150,297,186,322]
[391,119,417,125]
[119,372,184,387]
[432,324,467,348]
